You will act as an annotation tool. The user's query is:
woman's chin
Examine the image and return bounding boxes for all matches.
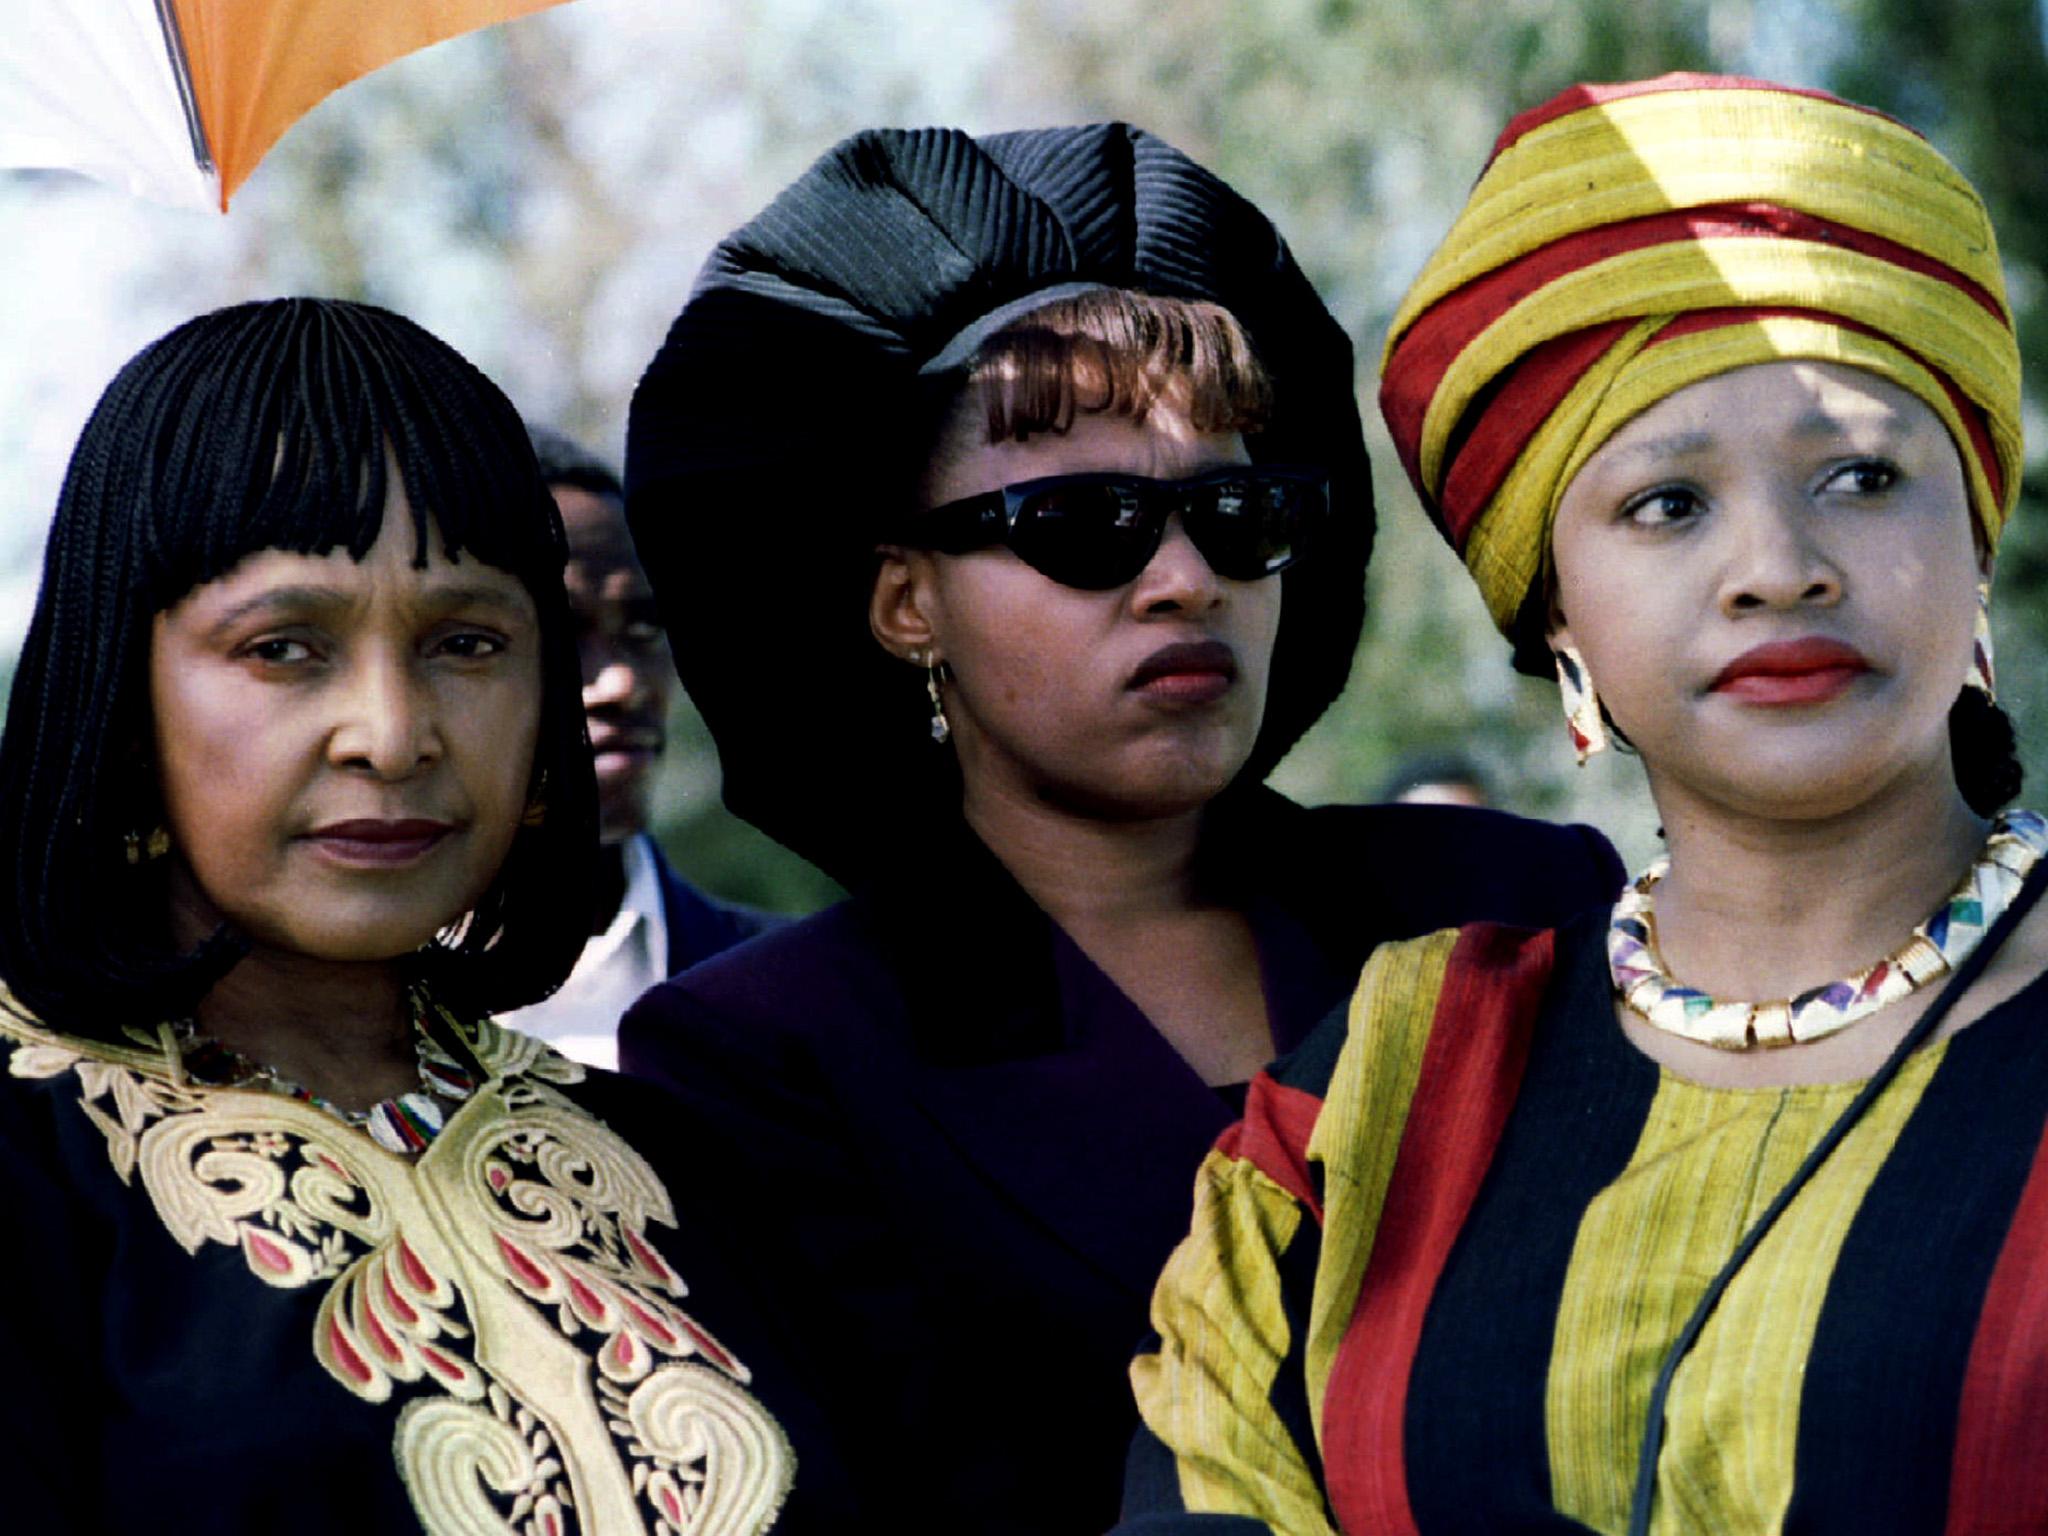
[1039,752,1253,823]
[1652,739,1955,827]
[240,912,463,968]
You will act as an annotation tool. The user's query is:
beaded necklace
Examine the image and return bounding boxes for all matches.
[1608,808,2048,1050]
[175,986,481,1154]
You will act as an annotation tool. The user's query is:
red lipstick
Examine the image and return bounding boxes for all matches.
[306,818,455,866]
[1710,638,1871,706]
[1129,639,1239,705]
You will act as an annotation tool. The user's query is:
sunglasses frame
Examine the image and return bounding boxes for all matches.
[900,463,1328,591]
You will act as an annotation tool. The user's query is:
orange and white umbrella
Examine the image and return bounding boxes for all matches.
[0,0,569,211]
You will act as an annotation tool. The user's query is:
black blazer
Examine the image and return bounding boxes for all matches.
[647,834,785,972]
[620,789,1623,1534]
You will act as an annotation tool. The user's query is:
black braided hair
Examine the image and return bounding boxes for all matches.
[0,298,598,1037]
[1952,686,2025,817]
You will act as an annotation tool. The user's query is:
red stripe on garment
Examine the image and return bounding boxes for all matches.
[1381,203,2005,521]
[1319,924,1556,1536]
[1420,319,1635,539]
[1215,1075,1327,1224]
[1945,1116,2048,1532]
[1489,74,1894,162]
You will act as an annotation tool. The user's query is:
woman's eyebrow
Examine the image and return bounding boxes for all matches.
[1598,429,1716,468]
[198,584,352,636]
[416,580,533,615]
[1596,401,1906,472]
[197,579,533,639]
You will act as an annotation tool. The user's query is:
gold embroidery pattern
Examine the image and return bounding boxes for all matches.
[142,1095,390,1288]
[10,1024,197,1184]
[0,1005,794,1535]
[452,1010,586,1089]
[609,1363,799,1535]
[466,1083,753,1388]
[399,1388,578,1536]
[317,1212,483,1403]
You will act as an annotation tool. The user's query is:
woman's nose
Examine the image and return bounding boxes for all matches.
[1718,496,1844,616]
[1130,516,1225,615]
[328,654,440,777]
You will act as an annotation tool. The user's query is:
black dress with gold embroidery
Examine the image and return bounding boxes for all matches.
[0,996,847,1534]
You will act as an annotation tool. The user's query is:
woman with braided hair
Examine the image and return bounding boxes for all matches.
[0,298,844,1532]
[1122,76,2048,1534]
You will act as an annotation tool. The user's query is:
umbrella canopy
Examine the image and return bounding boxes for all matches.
[0,0,568,211]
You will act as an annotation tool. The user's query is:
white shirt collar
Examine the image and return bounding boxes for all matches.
[495,833,668,1070]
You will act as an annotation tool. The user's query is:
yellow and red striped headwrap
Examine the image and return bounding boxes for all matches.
[1379,73,2022,665]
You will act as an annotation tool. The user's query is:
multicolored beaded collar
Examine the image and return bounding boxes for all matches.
[1609,808,2048,1050]
[176,986,481,1154]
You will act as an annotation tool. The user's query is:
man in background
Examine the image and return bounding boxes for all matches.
[501,426,778,1066]
[1375,751,1494,810]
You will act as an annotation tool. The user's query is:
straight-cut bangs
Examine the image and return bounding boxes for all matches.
[0,298,598,1037]
[961,289,1274,446]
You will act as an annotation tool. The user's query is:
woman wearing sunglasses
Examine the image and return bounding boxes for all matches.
[619,124,1623,1533]
[1121,76,2048,1535]
[0,299,849,1532]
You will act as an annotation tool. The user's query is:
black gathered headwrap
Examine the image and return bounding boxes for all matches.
[626,122,1372,885]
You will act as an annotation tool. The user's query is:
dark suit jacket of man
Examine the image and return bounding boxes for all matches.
[647,834,784,973]
[620,789,1624,1534]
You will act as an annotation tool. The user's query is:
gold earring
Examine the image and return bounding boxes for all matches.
[1552,641,1608,765]
[919,650,951,745]
[1967,582,1997,700]
[123,825,171,865]
[520,769,549,828]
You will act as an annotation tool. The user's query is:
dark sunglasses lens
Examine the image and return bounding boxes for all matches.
[1010,482,1159,589]
[1187,474,1322,579]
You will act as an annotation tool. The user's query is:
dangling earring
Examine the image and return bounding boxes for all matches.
[1967,581,1997,700]
[520,769,549,828]
[920,650,951,745]
[123,825,171,865]
[1552,641,1608,765]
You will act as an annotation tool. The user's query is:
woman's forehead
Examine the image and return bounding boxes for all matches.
[161,514,533,627]
[923,405,1249,507]
[1590,360,1947,467]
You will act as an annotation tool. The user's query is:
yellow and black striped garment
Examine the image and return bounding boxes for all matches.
[1121,915,2048,1534]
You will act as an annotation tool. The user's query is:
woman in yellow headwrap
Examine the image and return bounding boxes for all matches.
[1115,75,2048,1535]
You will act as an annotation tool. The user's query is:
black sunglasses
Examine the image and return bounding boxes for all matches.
[899,464,1327,591]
